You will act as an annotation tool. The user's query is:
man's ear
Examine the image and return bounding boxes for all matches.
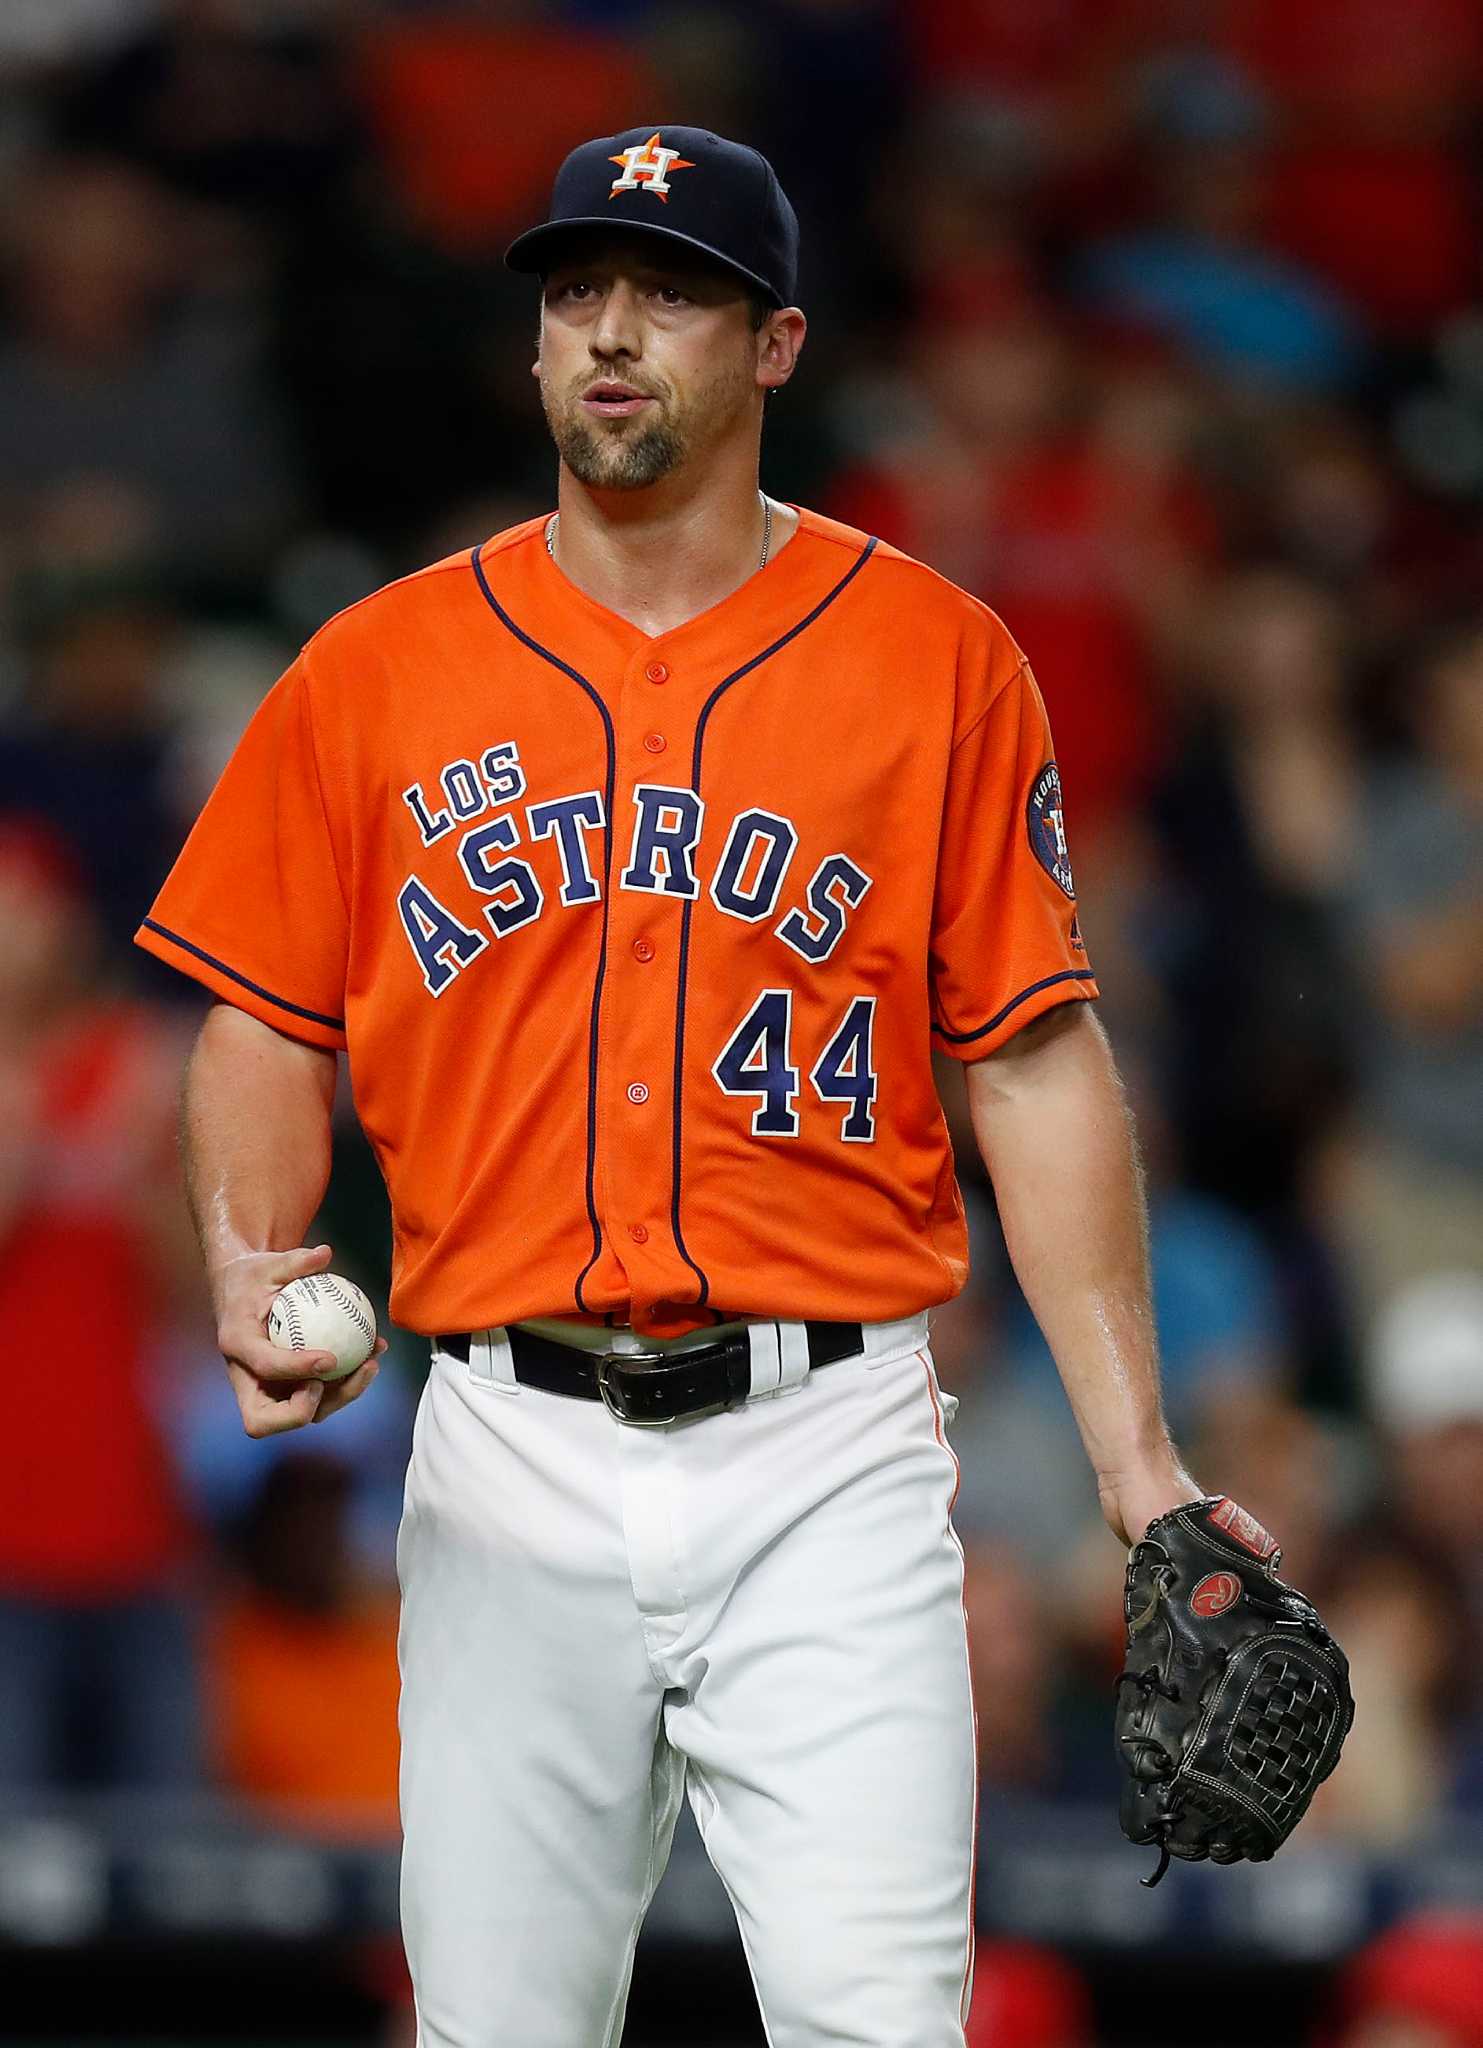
[757,308,807,394]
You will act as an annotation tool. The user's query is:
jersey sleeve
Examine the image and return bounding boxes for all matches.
[929,651,1098,1061]
[134,655,350,1050]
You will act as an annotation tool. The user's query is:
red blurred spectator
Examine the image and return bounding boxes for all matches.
[1225,0,1483,130]
[830,311,1213,837]
[911,0,1097,99]
[355,18,657,256]
[0,814,202,1788]
[1319,1915,1483,2048]
[1216,0,1483,335]
[1266,142,1477,341]
[966,1938,1094,2048]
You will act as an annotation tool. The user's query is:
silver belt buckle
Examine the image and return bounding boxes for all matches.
[595,1350,676,1426]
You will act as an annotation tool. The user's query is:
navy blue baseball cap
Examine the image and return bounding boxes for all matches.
[505,126,799,308]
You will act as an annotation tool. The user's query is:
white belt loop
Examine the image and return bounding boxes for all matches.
[746,1320,783,1398]
[747,1318,812,1401]
[861,1311,931,1367]
[467,1326,519,1393]
[775,1320,811,1394]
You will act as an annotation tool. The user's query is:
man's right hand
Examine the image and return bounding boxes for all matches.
[211,1240,382,1437]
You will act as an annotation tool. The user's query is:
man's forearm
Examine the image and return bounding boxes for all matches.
[182,1004,377,1436]
[183,1002,337,1273]
[964,1003,1197,1538]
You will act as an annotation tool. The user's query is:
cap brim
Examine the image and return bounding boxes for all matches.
[504,217,785,306]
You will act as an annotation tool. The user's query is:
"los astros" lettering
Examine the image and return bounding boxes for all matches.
[398,744,871,997]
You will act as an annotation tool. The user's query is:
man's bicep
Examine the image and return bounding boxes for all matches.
[194,1001,339,1106]
[963,996,1107,1112]
[183,1003,338,1194]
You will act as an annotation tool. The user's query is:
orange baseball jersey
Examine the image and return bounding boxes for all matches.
[136,509,1096,1339]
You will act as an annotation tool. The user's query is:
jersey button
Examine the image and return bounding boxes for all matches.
[628,1223,649,1244]
[633,938,655,962]
[626,1081,650,1105]
[645,661,669,684]
[643,731,666,754]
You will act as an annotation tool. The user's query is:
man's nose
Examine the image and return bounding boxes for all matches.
[590,280,643,359]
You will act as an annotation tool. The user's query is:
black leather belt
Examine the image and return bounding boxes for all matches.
[436,1320,865,1425]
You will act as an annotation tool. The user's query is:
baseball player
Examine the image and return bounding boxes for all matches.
[137,128,1209,2044]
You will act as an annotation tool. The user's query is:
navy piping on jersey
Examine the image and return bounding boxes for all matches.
[139,920,346,1031]
[671,537,879,1309]
[469,544,616,1313]
[932,967,1096,1047]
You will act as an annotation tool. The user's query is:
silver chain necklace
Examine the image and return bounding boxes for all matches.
[545,492,772,570]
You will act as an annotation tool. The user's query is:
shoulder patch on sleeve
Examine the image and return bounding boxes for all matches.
[1027,761,1076,899]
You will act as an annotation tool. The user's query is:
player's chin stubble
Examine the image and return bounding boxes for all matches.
[542,352,756,491]
[550,412,684,491]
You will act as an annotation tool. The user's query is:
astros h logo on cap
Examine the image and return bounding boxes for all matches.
[505,125,802,309]
[608,134,696,203]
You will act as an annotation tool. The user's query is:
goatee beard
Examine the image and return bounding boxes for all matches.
[551,415,684,490]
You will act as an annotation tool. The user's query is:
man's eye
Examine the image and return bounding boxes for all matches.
[552,281,592,302]
[655,286,689,306]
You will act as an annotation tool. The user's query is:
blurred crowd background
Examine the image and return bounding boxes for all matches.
[1,1,1482,2043]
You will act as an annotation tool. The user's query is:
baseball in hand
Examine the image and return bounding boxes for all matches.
[267,1272,378,1381]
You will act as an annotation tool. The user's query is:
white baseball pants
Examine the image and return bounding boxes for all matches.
[397,1313,976,2047]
